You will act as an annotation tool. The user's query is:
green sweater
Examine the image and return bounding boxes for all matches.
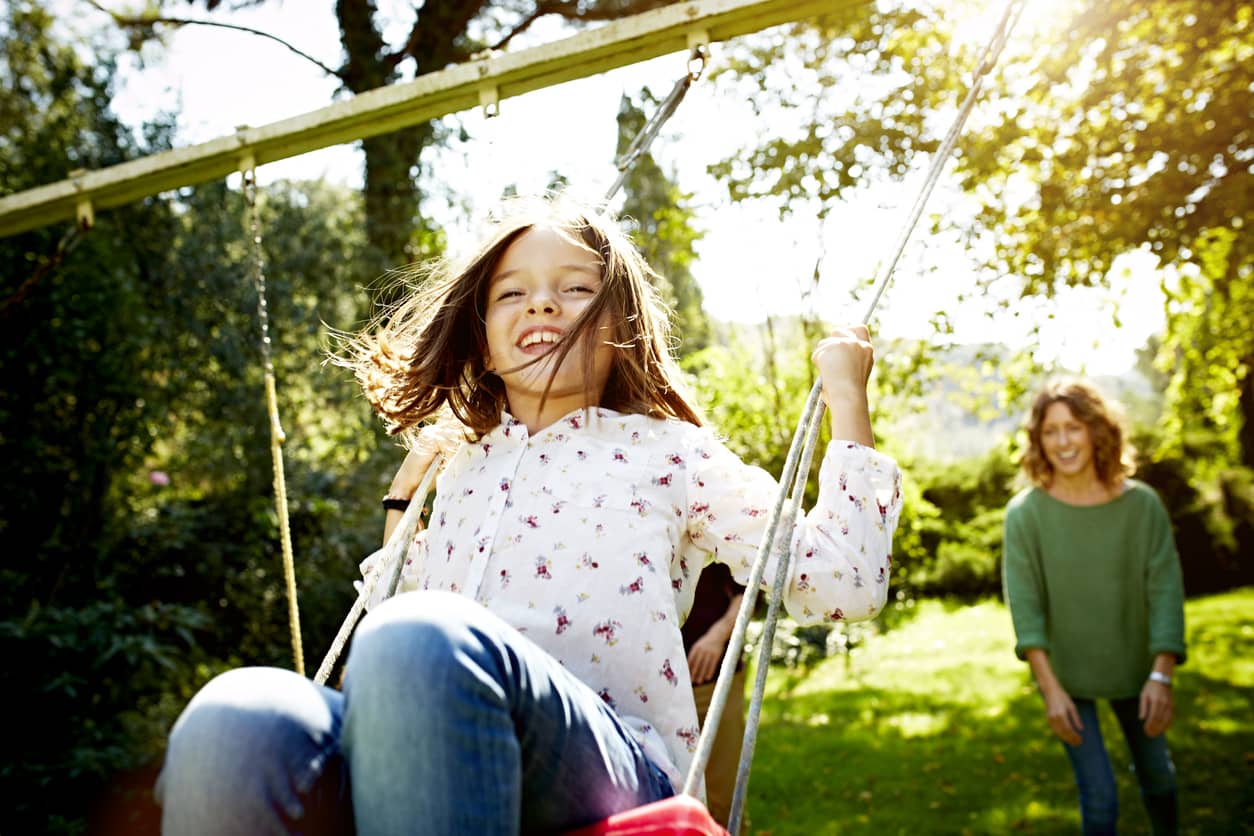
[1002,480,1187,699]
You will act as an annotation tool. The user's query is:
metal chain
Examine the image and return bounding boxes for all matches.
[604,44,709,202]
[242,165,305,676]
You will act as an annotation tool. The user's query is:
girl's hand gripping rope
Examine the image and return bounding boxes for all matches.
[382,419,463,546]
[812,324,876,448]
[388,419,463,500]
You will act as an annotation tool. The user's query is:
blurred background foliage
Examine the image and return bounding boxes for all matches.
[1,0,1250,832]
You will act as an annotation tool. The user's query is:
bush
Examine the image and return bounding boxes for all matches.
[894,448,1016,600]
[1133,429,1254,595]
[0,600,211,833]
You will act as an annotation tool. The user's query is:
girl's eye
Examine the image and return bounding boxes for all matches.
[496,289,523,301]
[566,285,597,294]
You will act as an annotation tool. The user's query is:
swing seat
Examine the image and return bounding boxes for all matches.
[565,795,729,836]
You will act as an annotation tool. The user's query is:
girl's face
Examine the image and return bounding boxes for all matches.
[1039,401,1096,482]
[483,226,614,422]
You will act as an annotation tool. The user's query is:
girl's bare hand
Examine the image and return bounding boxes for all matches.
[388,420,462,498]
[812,325,876,446]
[811,324,874,401]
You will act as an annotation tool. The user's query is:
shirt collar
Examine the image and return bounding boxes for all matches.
[490,406,626,443]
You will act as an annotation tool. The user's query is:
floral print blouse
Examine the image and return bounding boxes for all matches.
[362,407,902,790]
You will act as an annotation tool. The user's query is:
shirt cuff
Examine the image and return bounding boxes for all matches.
[821,441,903,519]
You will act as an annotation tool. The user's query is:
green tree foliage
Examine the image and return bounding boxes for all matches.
[957,0,1250,290]
[906,450,1016,598]
[707,2,939,211]
[684,320,813,476]
[710,0,1249,294]
[1156,228,1253,466]
[711,0,1252,464]
[954,0,1253,473]
[615,90,710,354]
[1,7,397,830]
[1,6,205,831]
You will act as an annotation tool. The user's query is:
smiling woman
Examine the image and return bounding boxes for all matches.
[1002,378,1187,835]
[1019,379,1134,505]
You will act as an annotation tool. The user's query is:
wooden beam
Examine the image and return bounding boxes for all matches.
[0,0,855,237]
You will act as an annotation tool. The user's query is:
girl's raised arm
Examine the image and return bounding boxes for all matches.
[811,324,876,447]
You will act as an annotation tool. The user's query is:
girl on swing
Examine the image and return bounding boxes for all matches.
[157,196,902,836]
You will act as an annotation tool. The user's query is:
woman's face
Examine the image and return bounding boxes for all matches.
[1039,400,1096,482]
[482,226,614,419]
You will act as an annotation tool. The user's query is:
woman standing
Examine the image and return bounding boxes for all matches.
[1002,379,1186,835]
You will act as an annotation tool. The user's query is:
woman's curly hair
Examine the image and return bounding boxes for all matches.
[334,195,702,440]
[1019,378,1135,489]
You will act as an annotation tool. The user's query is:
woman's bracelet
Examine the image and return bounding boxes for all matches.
[382,495,412,512]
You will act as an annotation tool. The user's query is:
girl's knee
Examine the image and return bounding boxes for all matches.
[160,667,342,826]
[346,592,514,711]
[169,667,339,758]
[352,591,487,669]
[170,668,281,745]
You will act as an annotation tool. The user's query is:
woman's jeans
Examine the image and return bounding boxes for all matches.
[156,591,674,835]
[1063,697,1178,835]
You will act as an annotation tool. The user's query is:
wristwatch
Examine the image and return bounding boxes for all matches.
[1148,671,1172,686]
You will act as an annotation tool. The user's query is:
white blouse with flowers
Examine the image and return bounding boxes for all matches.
[361,407,902,791]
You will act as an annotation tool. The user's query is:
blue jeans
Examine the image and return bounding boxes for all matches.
[156,591,674,835]
[1063,697,1178,835]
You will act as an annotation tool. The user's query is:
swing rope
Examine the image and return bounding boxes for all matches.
[243,162,305,676]
[313,454,442,684]
[682,3,1029,830]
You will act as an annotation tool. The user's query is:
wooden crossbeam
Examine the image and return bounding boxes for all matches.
[0,0,857,237]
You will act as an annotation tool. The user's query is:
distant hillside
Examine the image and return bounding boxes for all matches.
[700,320,1159,463]
[882,341,1159,462]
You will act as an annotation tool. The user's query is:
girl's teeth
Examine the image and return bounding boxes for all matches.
[522,332,559,347]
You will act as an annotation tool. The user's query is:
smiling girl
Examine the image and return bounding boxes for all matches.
[1003,379,1186,835]
[156,197,902,836]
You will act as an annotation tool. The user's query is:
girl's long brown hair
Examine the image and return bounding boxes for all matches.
[338,197,703,439]
[1019,378,1134,489]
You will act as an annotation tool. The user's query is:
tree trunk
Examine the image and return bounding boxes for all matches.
[335,0,675,270]
[336,0,491,270]
[361,125,431,273]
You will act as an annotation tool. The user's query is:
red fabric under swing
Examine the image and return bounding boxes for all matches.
[565,795,729,836]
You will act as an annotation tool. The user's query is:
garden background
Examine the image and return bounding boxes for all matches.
[2,1,1250,833]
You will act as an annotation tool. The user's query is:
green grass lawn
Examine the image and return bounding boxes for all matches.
[741,587,1254,835]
